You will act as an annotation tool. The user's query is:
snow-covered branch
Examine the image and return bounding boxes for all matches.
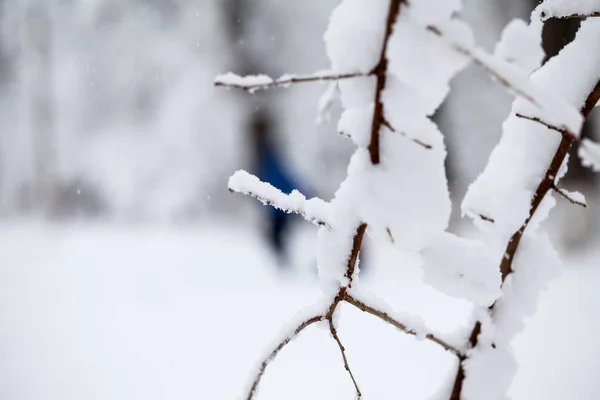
[220,0,600,399]
[450,17,600,400]
[538,0,600,21]
[214,71,369,93]
[228,170,332,228]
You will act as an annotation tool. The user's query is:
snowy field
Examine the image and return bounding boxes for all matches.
[0,222,599,399]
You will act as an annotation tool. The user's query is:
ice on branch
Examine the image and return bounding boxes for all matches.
[537,0,600,20]
[579,138,600,172]
[463,19,600,238]
[228,170,331,228]
[422,233,503,307]
[214,71,368,93]
[495,19,544,75]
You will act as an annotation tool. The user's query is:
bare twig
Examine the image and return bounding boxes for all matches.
[553,185,587,207]
[381,118,433,149]
[515,113,574,138]
[245,314,325,400]
[328,316,362,398]
[214,71,370,92]
[386,227,396,244]
[345,294,461,356]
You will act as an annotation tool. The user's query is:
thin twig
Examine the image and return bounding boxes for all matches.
[386,227,395,244]
[478,214,495,223]
[515,113,574,138]
[381,118,433,149]
[344,294,461,356]
[214,72,370,92]
[245,314,325,400]
[553,185,587,207]
[328,316,362,398]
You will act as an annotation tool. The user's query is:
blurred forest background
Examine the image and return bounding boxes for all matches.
[0,0,597,248]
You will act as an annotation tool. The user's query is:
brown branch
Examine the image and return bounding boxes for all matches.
[345,224,367,284]
[369,0,406,165]
[344,294,461,356]
[328,316,362,398]
[214,72,369,92]
[381,118,433,149]
[449,79,600,400]
[540,10,600,21]
[553,185,587,207]
[245,314,325,400]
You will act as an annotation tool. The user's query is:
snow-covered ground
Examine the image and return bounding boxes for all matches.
[0,222,598,399]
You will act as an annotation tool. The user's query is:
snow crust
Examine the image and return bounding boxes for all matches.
[579,138,600,172]
[463,234,562,400]
[495,19,544,75]
[422,233,502,307]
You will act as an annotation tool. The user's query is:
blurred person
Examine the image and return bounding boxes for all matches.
[251,110,309,267]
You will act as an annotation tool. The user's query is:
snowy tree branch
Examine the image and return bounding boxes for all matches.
[540,10,600,21]
[214,71,370,93]
[368,0,406,165]
[449,79,600,400]
[228,170,332,229]
[500,80,600,281]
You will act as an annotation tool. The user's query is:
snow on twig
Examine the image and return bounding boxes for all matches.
[552,186,587,207]
[228,170,332,228]
[345,290,463,356]
[214,71,370,93]
[537,0,600,21]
